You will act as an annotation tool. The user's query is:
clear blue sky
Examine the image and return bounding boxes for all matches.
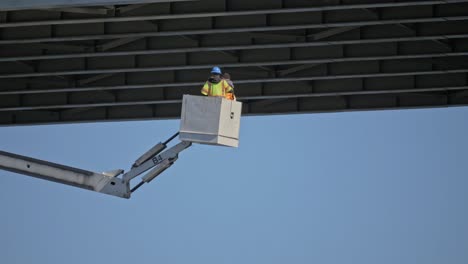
[1,107,468,264]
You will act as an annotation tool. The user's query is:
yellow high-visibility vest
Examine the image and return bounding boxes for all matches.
[201,80,233,97]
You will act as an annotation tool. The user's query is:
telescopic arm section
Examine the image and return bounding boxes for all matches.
[0,132,191,199]
[0,150,130,198]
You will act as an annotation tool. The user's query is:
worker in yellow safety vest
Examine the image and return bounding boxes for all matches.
[201,67,235,100]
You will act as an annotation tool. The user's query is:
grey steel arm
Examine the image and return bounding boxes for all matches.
[0,132,191,199]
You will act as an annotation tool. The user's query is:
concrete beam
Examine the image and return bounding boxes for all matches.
[48,7,111,15]
[1,15,468,45]
[1,51,466,79]
[0,0,198,11]
[0,1,466,28]
[0,68,467,96]
[1,34,467,63]
[0,84,466,112]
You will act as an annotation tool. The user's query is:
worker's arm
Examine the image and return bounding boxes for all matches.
[201,82,210,96]
[223,80,234,94]
[223,81,235,100]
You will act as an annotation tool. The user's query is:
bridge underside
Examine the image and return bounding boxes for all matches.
[0,0,468,126]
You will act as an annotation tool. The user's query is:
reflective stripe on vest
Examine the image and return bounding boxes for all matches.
[207,81,227,97]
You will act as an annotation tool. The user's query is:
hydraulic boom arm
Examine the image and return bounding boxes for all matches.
[0,132,191,199]
[1,95,242,199]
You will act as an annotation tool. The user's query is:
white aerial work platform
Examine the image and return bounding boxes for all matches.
[180,95,242,148]
[0,95,242,199]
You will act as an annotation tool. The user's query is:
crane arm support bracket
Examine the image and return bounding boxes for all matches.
[122,140,192,184]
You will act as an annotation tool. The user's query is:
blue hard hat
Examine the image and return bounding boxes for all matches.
[211,66,222,75]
